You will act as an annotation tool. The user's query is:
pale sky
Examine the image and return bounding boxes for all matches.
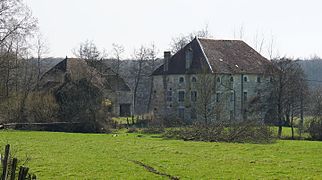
[26,0,322,59]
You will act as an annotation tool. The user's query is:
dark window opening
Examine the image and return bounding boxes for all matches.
[217,77,221,83]
[179,77,184,83]
[216,92,221,103]
[178,91,185,102]
[191,76,197,82]
[243,92,248,102]
[244,76,248,82]
[257,76,261,83]
[167,91,172,101]
[191,91,197,102]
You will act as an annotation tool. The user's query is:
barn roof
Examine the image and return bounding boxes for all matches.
[39,58,131,92]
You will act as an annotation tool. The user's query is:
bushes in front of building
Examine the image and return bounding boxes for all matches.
[163,120,275,144]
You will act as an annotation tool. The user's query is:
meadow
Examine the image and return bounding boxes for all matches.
[0,129,321,179]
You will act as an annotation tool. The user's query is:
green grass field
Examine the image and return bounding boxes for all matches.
[0,129,321,179]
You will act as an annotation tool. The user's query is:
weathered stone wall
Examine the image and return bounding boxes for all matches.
[151,73,271,123]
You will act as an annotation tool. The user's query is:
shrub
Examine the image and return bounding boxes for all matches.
[307,118,322,141]
[164,120,275,144]
[127,127,138,133]
[26,92,59,123]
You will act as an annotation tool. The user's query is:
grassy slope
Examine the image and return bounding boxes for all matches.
[0,130,321,179]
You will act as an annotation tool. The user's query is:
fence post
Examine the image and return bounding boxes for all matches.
[18,166,29,180]
[9,158,18,180]
[126,117,129,129]
[1,144,10,180]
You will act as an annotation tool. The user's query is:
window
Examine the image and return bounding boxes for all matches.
[230,76,234,82]
[216,77,221,83]
[243,92,248,102]
[166,90,172,101]
[178,91,185,102]
[230,92,234,102]
[153,90,157,94]
[178,108,185,119]
[230,110,234,121]
[216,92,221,103]
[269,76,274,82]
[179,77,184,83]
[244,76,248,82]
[257,76,261,83]
[191,91,197,102]
[191,76,197,82]
[191,108,197,119]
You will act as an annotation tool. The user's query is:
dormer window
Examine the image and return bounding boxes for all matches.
[185,48,193,70]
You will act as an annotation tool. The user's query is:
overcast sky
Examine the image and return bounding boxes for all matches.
[26,0,322,59]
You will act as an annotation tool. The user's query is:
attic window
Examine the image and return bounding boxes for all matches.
[244,76,248,82]
[216,77,221,83]
[257,76,261,83]
[179,77,184,83]
[191,76,197,82]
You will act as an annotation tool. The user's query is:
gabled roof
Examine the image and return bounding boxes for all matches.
[39,58,131,92]
[152,37,273,75]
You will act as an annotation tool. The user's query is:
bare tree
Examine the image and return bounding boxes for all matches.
[195,69,216,124]
[170,25,211,54]
[73,40,103,60]
[34,32,49,88]
[146,43,159,112]
[267,58,308,138]
[0,0,38,123]
[131,45,150,114]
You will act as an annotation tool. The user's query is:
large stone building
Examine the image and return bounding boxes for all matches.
[39,58,133,116]
[151,37,274,122]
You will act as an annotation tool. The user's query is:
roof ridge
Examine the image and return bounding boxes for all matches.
[196,37,214,73]
[197,37,243,42]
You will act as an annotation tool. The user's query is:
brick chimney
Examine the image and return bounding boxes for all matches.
[163,51,171,72]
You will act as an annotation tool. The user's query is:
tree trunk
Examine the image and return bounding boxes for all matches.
[291,110,294,140]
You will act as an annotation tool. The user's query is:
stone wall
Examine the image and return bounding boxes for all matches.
[151,73,271,123]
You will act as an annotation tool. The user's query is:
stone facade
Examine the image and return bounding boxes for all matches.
[151,38,273,122]
[152,74,271,122]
